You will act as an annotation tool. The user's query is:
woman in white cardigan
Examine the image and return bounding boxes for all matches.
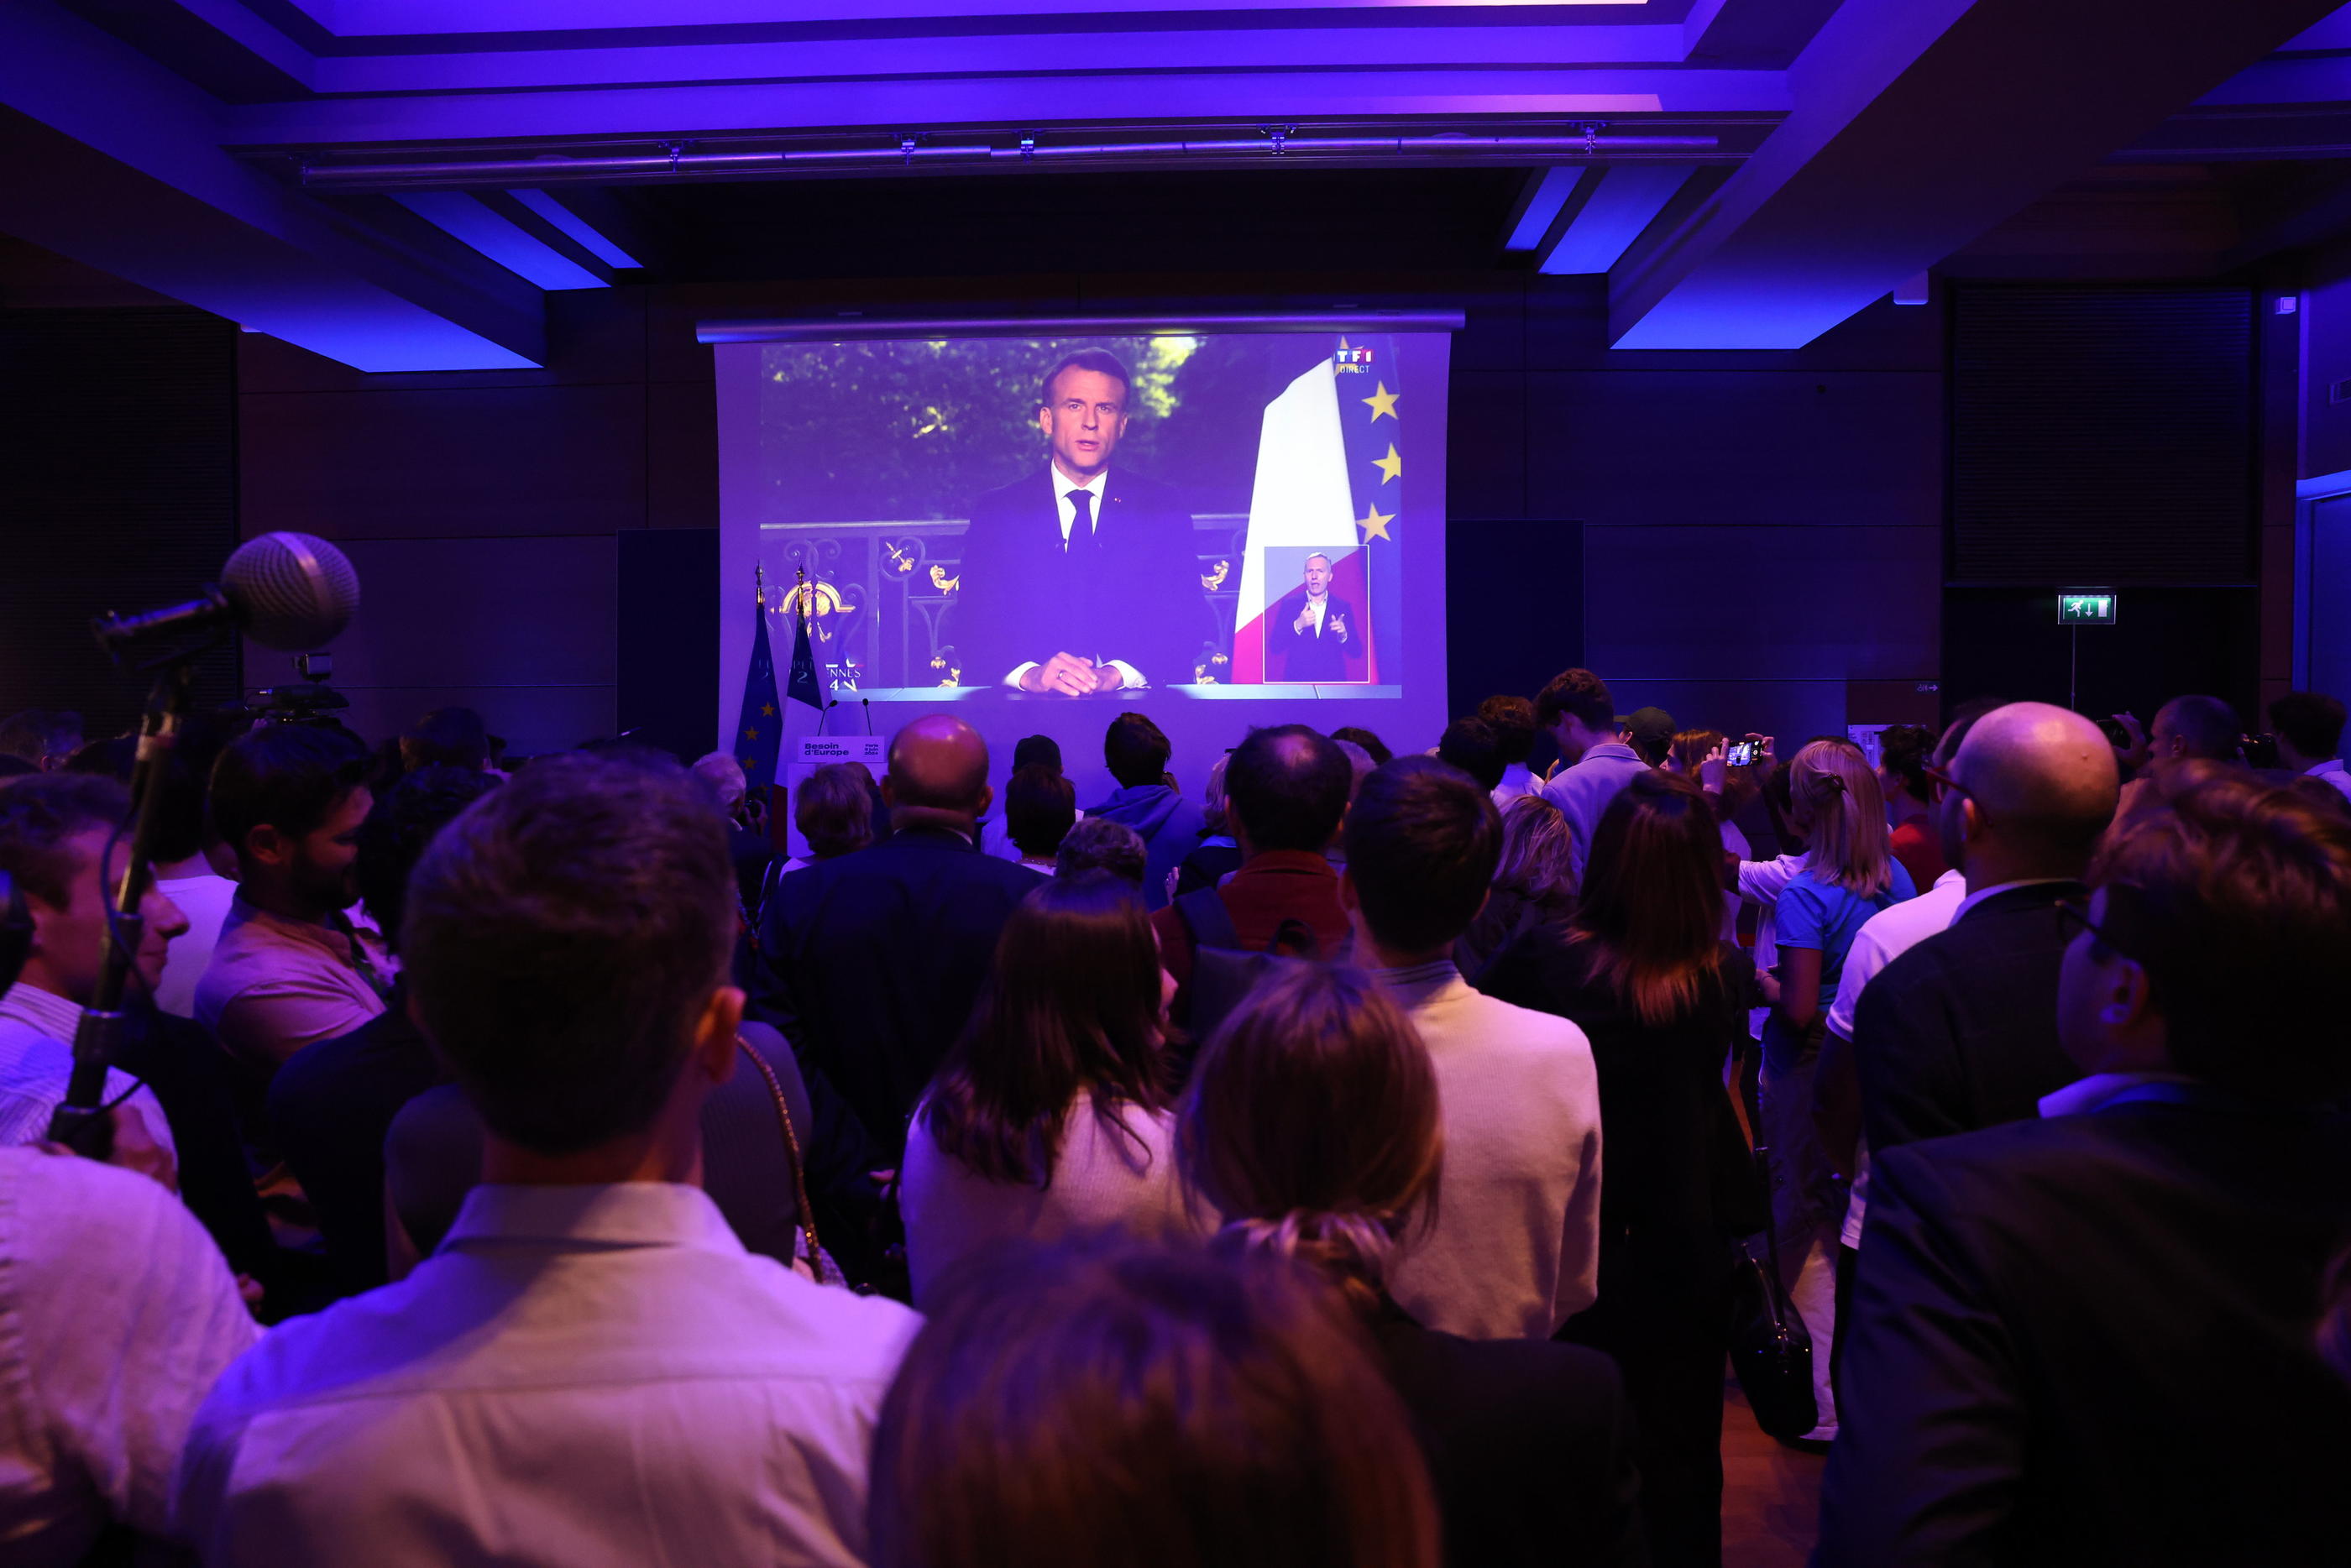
[900,871,1203,1306]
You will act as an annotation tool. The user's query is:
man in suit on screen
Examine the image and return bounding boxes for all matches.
[947,349,1205,695]
[1269,552,1363,682]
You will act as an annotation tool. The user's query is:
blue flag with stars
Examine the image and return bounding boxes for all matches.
[733,584,781,786]
[785,586,824,718]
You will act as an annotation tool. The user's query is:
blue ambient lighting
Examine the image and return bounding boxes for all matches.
[508,189,643,268]
[1538,164,1694,274]
[391,191,607,290]
[1505,167,1586,253]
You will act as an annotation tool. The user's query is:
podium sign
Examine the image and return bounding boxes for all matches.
[780,734,887,862]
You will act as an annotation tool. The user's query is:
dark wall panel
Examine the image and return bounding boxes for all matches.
[618,528,719,763]
[1950,285,2254,583]
[1445,518,1582,727]
[240,383,649,541]
[0,307,238,734]
[1525,370,1945,530]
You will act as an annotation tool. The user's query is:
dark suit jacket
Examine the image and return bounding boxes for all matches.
[1370,1299,1647,1568]
[1270,591,1363,682]
[757,825,1041,1157]
[946,466,1206,687]
[1855,881,2088,1155]
[268,985,443,1297]
[1818,1090,2351,1566]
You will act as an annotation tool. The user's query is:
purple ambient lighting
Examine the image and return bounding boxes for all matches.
[391,191,607,290]
[1538,163,1694,274]
[1505,168,1589,253]
[506,190,642,268]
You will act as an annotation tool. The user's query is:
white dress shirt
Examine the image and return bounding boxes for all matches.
[1824,868,1967,1249]
[1002,468,1147,690]
[0,985,175,1157]
[2306,758,2351,801]
[1490,762,1540,808]
[175,1182,921,1568]
[151,872,237,1020]
[0,1147,256,1565]
[1377,961,1603,1341]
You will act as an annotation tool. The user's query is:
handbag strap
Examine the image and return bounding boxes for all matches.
[1750,1142,1793,1312]
[737,1035,826,1275]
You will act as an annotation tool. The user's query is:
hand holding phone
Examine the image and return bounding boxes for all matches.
[1725,740,1760,767]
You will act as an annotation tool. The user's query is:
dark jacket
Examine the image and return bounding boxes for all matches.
[1370,1298,1647,1568]
[945,465,1208,689]
[385,1027,814,1270]
[268,987,443,1296]
[758,825,1041,1157]
[1855,881,2088,1155]
[1270,591,1364,682]
[1084,783,1204,912]
[1819,1090,2351,1566]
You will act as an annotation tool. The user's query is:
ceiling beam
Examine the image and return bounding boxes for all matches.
[1609,0,2345,349]
[0,0,543,368]
[1537,163,1696,273]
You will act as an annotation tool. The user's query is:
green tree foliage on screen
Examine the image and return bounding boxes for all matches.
[758,335,1273,523]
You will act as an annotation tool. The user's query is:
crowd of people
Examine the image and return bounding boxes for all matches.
[0,672,2346,1567]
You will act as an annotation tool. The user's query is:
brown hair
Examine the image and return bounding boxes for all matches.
[869,1233,1441,1568]
[1493,792,1575,903]
[918,874,1174,1186]
[0,773,128,907]
[1569,771,1726,1027]
[1055,815,1148,885]
[1179,964,1442,1312]
[1344,756,1503,952]
[2089,773,2351,1100]
[1534,667,1614,733]
[794,761,873,858]
[1003,764,1076,859]
[402,754,736,1155]
[1476,694,1537,765]
[1788,739,1893,896]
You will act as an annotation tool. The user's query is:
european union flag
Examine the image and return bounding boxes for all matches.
[733,586,781,784]
[785,588,825,718]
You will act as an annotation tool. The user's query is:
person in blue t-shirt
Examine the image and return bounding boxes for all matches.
[1758,738,1914,1441]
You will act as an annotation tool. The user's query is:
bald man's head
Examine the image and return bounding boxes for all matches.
[1948,702,2120,876]
[885,714,992,815]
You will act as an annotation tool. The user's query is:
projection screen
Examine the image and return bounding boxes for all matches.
[709,315,1456,804]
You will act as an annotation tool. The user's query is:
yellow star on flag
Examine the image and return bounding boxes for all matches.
[1337,336,1352,353]
[742,727,758,741]
[1357,504,1395,542]
[761,703,775,717]
[1372,443,1402,483]
[1362,382,1399,421]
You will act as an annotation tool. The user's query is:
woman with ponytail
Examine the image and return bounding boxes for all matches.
[1180,964,1643,1568]
[1759,740,1915,1442]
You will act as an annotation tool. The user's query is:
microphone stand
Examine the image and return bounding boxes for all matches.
[46,650,202,1156]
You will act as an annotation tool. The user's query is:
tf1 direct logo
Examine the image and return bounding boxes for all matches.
[1334,347,1374,373]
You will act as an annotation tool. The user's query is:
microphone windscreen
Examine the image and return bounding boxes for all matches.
[223,532,360,650]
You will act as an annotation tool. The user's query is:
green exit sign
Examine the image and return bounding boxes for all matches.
[2058,588,2118,626]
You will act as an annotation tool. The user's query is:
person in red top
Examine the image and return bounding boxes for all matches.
[1151,724,1354,1013]
[1877,723,1950,890]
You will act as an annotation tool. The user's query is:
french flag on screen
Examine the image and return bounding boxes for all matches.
[1228,335,1398,685]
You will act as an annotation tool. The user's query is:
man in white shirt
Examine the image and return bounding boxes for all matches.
[1344,757,1602,1341]
[0,1146,257,1565]
[175,755,921,1568]
[1479,694,1543,808]
[0,775,180,1160]
[2269,690,2351,802]
[1536,668,1649,886]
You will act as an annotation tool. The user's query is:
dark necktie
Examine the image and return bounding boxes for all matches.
[1068,489,1095,551]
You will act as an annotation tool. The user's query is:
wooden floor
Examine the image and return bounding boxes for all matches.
[1721,1378,1826,1568]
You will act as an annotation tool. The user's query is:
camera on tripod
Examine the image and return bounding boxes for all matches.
[252,651,351,724]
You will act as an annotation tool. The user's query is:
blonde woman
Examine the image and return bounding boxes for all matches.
[1761,738,1914,1443]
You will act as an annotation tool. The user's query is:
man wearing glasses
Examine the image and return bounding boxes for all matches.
[1820,772,2351,1565]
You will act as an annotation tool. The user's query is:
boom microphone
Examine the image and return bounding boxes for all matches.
[92,531,360,658]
